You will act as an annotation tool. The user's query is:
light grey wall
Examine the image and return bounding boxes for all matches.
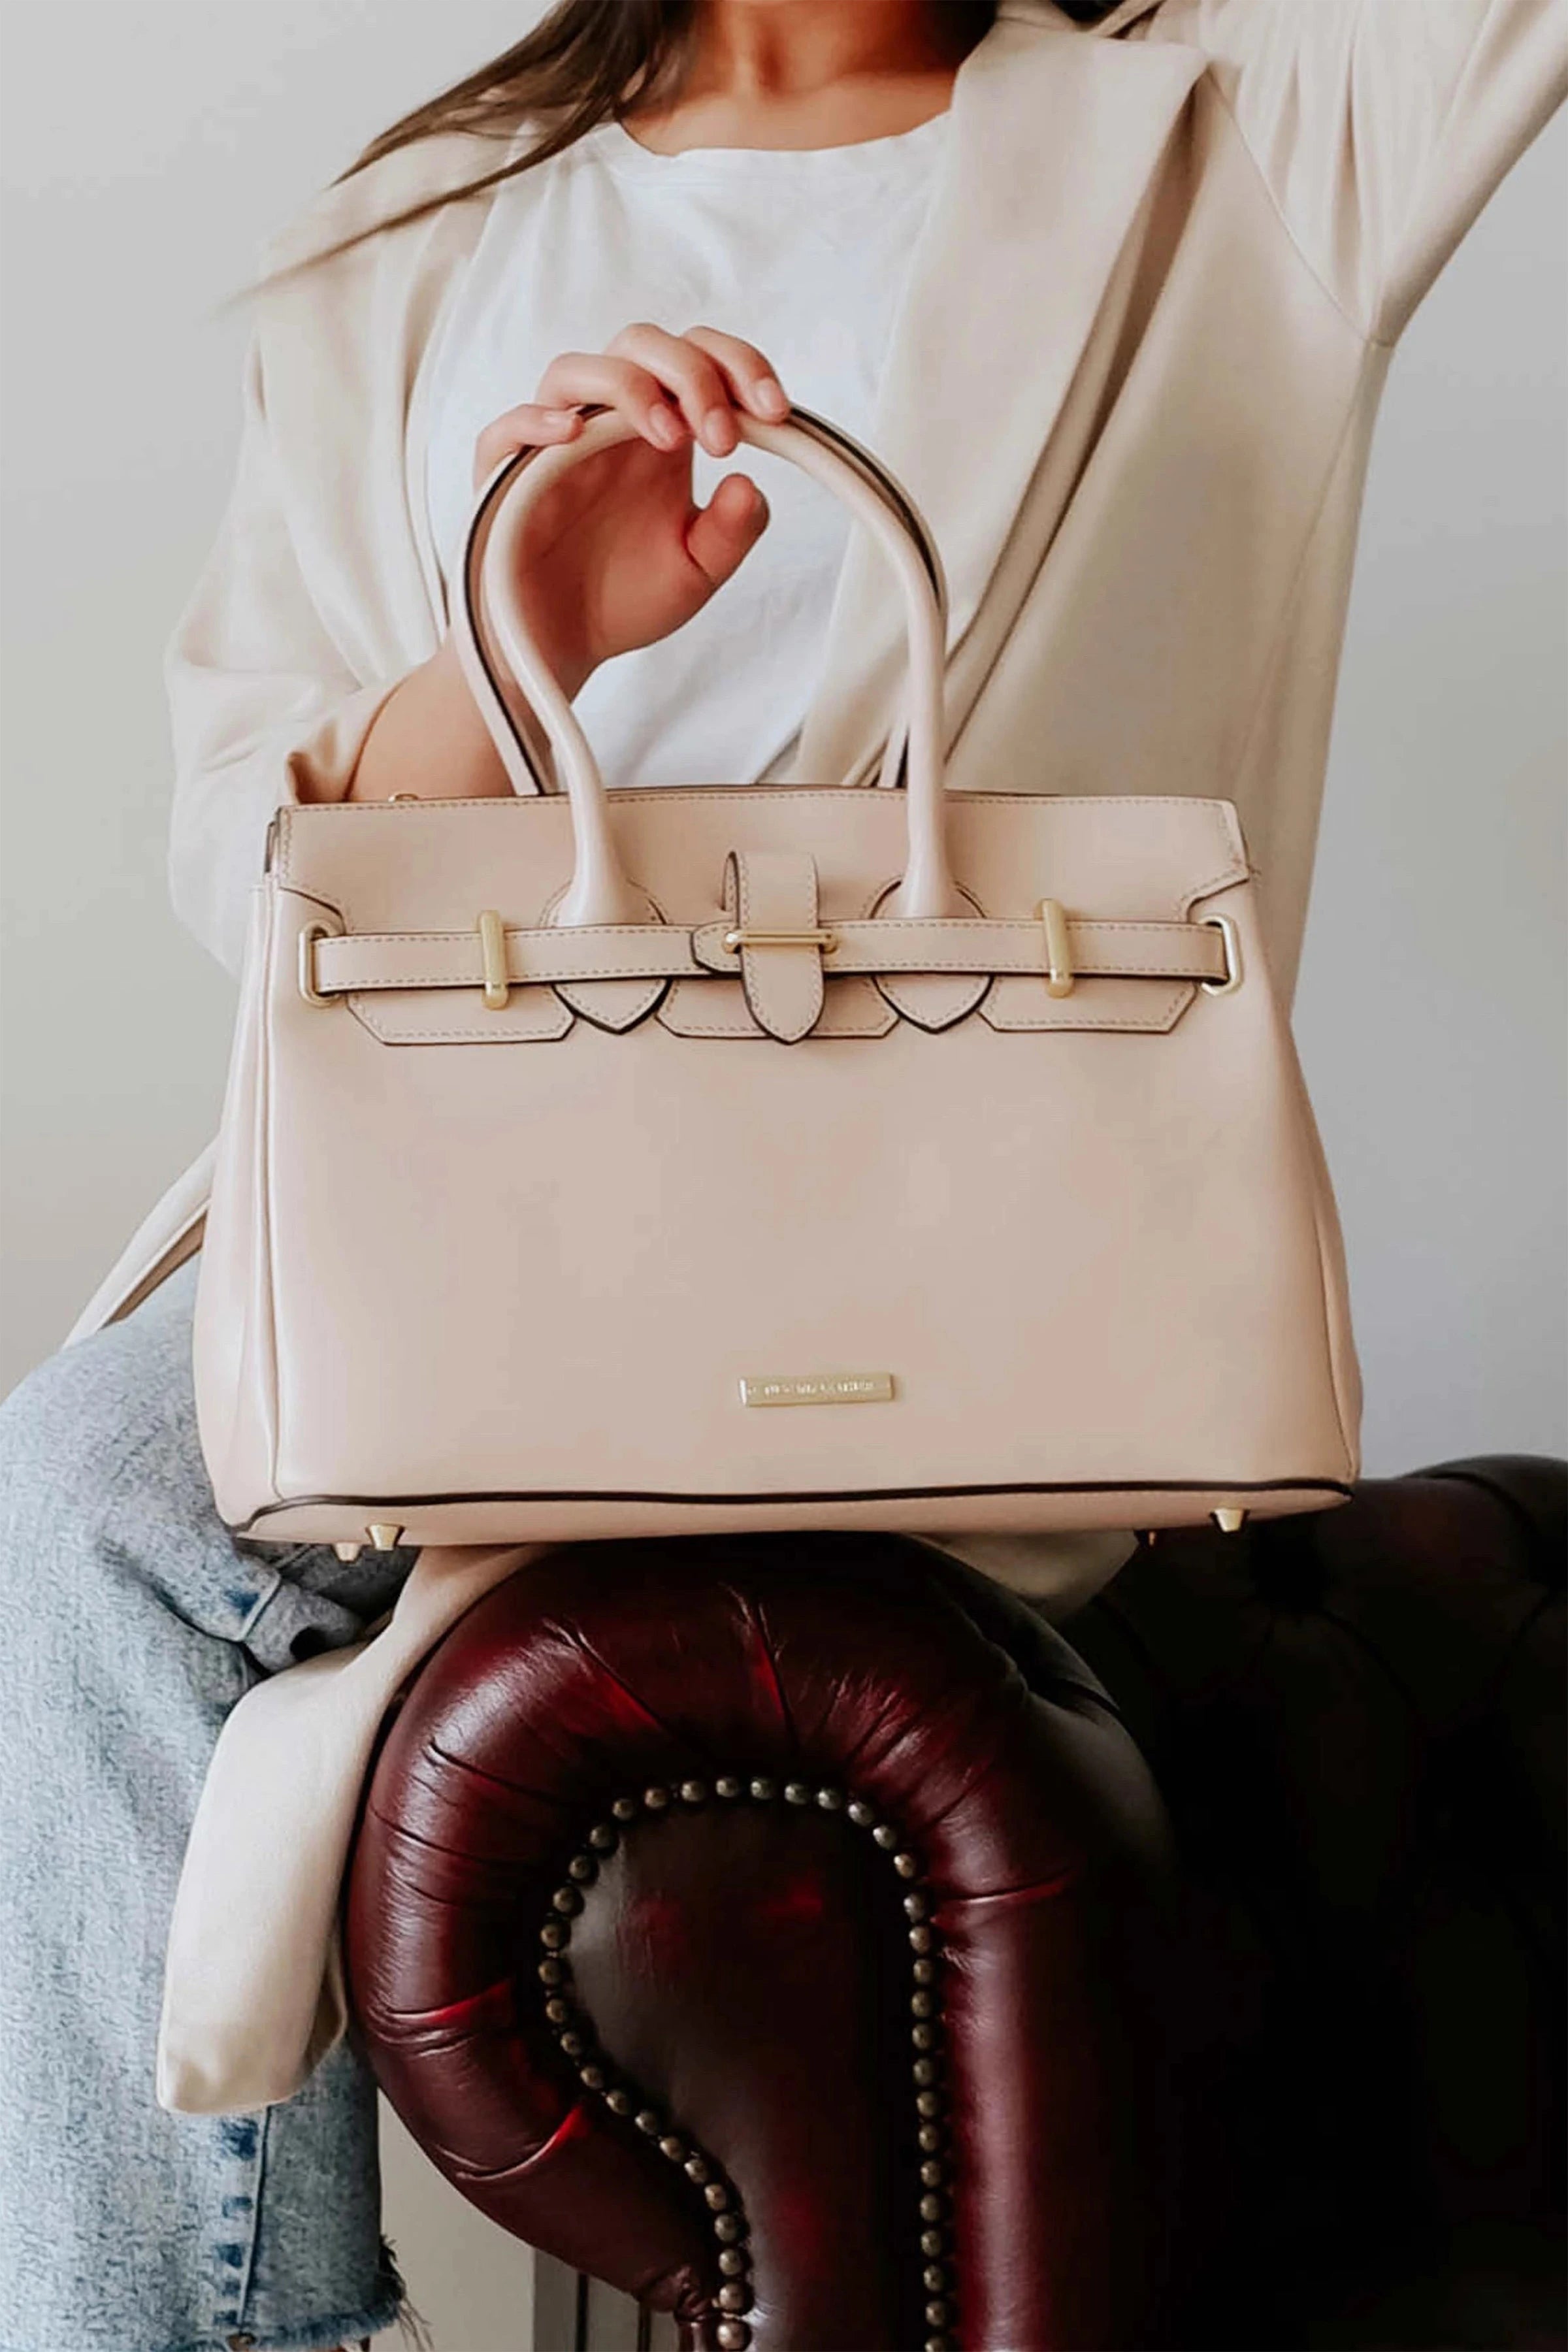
[1,2,1563,2342]
[1294,112,1567,1467]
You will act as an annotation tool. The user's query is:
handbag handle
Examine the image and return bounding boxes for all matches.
[452,404,959,926]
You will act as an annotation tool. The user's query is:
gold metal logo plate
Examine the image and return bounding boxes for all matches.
[740,1373,895,1409]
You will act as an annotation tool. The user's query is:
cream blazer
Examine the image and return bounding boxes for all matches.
[117,0,1566,2112]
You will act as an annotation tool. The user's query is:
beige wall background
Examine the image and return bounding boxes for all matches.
[1,2,1563,2344]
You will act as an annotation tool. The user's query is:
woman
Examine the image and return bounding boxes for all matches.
[1,0,1562,2346]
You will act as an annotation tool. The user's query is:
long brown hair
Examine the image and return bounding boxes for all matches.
[294,0,1117,273]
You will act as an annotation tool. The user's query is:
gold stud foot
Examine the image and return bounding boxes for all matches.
[333,1541,363,1563]
[1212,1507,1249,1535]
[366,1522,404,1552]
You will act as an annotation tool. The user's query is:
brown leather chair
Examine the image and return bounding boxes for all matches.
[345,1459,1565,2351]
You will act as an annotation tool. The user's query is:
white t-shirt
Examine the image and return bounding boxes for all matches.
[422,110,949,788]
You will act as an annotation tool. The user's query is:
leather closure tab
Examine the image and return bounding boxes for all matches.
[722,851,825,1043]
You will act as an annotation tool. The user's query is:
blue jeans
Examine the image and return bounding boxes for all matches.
[0,1260,412,2352]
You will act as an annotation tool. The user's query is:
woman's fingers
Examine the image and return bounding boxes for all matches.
[606,323,745,453]
[535,348,698,451]
[532,329,791,459]
[685,472,770,589]
[478,331,792,488]
[681,326,791,423]
[471,400,582,487]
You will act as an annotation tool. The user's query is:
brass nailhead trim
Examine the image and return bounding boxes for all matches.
[532,1767,953,2345]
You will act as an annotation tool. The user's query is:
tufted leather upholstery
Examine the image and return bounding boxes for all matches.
[345,1462,1565,2350]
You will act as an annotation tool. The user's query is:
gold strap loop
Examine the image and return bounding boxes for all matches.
[721,927,838,953]
[1039,899,1075,998]
[477,909,510,1011]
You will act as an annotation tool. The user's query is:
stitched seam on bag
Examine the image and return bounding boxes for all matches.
[287,791,1245,815]
[329,924,691,947]
[336,917,1213,949]
[353,1026,574,1043]
[666,992,767,1036]
[239,1476,1356,1527]
[348,999,574,1043]
[556,981,668,1032]
[983,983,1192,1030]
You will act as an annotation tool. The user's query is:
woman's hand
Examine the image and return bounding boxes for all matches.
[348,326,787,803]
[474,323,789,699]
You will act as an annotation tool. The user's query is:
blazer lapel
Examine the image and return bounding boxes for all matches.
[787,0,1203,789]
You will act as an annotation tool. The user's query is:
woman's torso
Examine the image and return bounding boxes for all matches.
[423,110,950,789]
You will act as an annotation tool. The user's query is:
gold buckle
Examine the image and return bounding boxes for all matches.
[1200,914,1243,995]
[297,921,335,1007]
[1038,898,1075,998]
[721,926,838,953]
[476,909,510,1010]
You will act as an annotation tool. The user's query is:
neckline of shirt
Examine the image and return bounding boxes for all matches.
[592,106,951,183]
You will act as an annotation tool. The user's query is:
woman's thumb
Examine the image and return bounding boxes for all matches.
[685,472,769,590]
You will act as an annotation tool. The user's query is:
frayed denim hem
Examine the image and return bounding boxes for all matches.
[156,2286,404,2352]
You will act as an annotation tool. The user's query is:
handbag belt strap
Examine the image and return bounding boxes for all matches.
[307,914,1230,997]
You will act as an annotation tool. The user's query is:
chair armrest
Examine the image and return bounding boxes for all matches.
[345,1531,1182,2352]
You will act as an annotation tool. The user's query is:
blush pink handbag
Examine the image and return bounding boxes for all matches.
[193,406,1361,1554]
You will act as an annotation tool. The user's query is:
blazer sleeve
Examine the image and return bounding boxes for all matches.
[165,335,407,978]
[1152,0,1568,340]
